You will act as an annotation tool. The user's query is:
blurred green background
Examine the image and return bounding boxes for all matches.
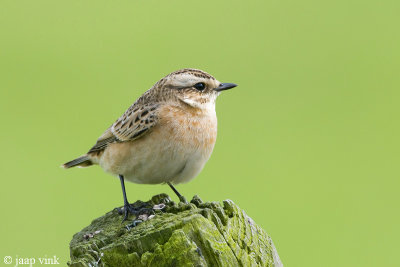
[1,0,399,266]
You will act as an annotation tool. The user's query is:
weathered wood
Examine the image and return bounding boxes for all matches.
[68,194,283,267]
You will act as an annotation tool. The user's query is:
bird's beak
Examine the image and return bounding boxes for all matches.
[214,83,237,92]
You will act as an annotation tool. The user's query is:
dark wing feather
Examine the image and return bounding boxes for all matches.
[87,134,118,154]
[87,103,159,154]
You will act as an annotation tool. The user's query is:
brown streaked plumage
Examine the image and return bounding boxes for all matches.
[62,68,237,220]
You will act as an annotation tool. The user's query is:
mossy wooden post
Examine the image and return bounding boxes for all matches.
[68,194,283,267]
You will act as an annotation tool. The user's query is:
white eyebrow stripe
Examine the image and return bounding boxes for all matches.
[169,73,208,87]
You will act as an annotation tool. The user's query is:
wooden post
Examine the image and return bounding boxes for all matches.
[69,194,283,266]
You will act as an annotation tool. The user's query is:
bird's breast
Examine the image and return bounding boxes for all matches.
[158,104,218,151]
[100,104,217,184]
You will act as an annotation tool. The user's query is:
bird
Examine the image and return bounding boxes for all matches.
[62,68,237,221]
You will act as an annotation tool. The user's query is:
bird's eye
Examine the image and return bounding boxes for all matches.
[193,82,206,91]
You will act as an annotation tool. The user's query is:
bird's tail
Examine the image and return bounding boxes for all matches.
[62,155,92,169]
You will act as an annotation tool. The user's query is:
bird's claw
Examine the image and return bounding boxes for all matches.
[125,219,143,230]
[116,203,138,222]
[179,195,188,204]
[117,202,155,222]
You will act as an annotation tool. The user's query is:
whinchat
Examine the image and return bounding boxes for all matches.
[63,68,237,220]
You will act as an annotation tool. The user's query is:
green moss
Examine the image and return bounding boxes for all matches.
[68,194,282,267]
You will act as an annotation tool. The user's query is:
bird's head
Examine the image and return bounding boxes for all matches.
[153,68,237,110]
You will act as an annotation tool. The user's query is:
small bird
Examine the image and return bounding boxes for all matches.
[63,68,237,220]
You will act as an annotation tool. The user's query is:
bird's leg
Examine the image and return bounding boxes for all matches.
[167,182,188,203]
[118,175,154,222]
[119,175,137,221]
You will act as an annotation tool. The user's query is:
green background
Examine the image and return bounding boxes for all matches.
[1,0,399,266]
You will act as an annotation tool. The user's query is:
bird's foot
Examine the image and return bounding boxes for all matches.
[166,182,188,204]
[116,202,154,222]
[122,203,137,221]
[179,195,188,204]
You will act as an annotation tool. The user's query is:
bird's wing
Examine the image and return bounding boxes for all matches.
[87,102,159,154]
